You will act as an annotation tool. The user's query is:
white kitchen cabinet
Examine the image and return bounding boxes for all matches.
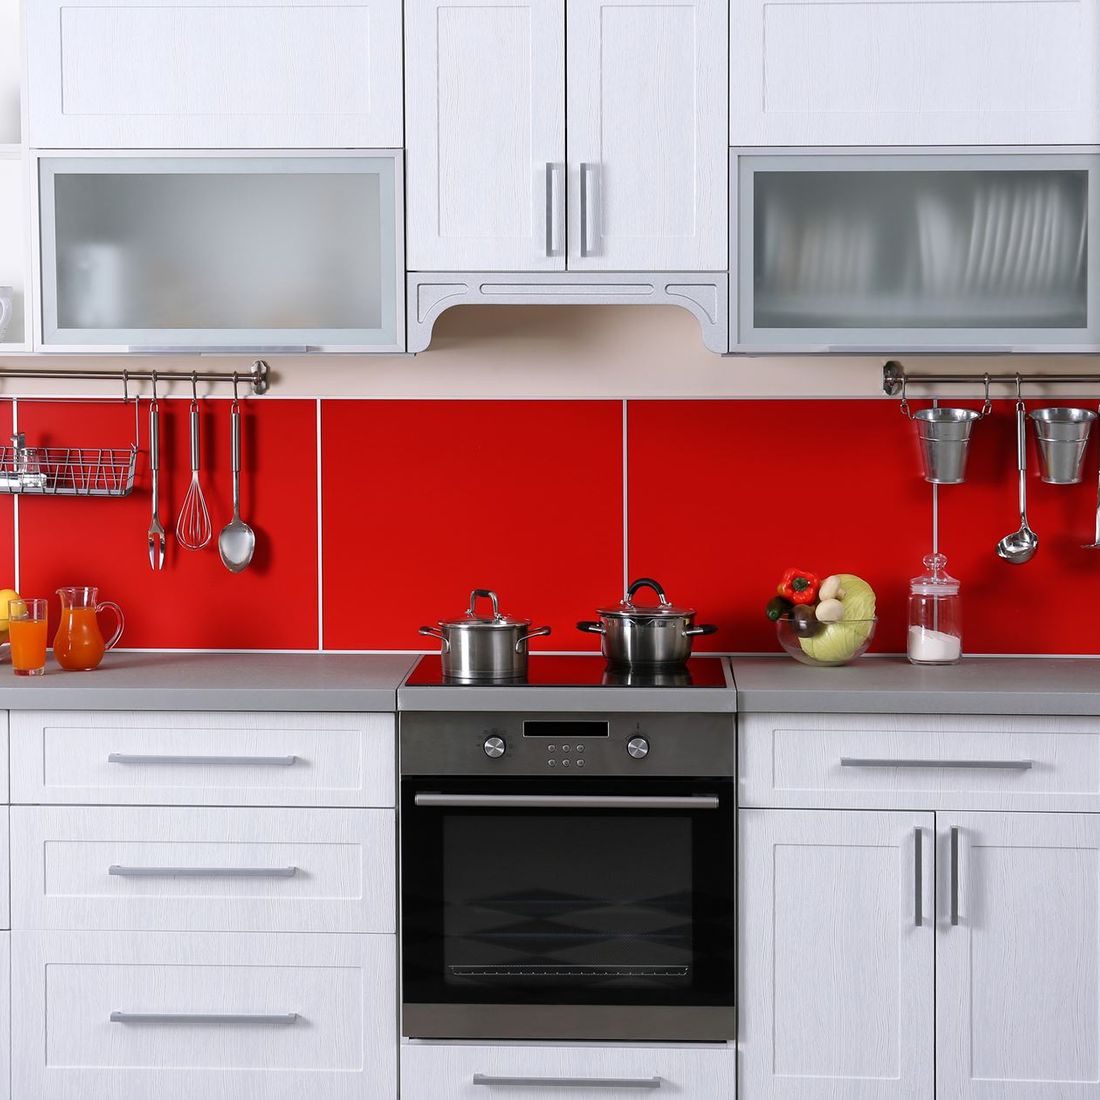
[566,0,727,271]
[405,0,565,271]
[0,151,30,351]
[11,806,395,933]
[9,710,395,807]
[729,0,1100,147]
[25,0,402,149]
[938,813,1100,1099]
[401,1040,735,1098]
[0,935,8,1100]
[12,929,397,1100]
[739,808,935,1099]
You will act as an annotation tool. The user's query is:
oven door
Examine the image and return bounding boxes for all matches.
[401,776,735,1042]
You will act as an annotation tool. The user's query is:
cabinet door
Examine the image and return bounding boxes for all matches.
[566,0,727,271]
[405,0,565,271]
[26,0,402,148]
[740,809,935,1099]
[730,0,1100,146]
[938,813,1100,1099]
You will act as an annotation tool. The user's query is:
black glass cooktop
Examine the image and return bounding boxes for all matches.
[405,654,728,688]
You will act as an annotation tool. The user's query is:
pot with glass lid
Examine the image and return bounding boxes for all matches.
[577,577,718,668]
[419,589,551,682]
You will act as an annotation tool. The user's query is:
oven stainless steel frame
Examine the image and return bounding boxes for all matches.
[400,711,735,1043]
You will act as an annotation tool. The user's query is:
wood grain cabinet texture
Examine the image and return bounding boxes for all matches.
[25,0,404,148]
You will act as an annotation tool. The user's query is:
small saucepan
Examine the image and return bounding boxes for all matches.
[420,589,551,682]
[577,577,718,668]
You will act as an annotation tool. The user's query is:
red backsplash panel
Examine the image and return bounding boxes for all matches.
[321,400,624,651]
[0,402,15,590]
[627,399,933,654]
[16,398,318,649]
[938,399,1100,655]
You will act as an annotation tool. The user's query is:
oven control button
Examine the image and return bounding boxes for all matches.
[576,744,585,753]
[561,745,571,753]
[561,759,570,767]
[483,736,506,759]
[576,759,586,768]
[627,736,650,760]
[547,759,557,767]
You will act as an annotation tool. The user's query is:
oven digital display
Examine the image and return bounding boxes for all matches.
[522,720,610,738]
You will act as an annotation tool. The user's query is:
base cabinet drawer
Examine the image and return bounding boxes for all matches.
[10,710,395,807]
[11,806,395,933]
[0,935,8,1100]
[400,1042,736,1099]
[12,930,397,1100]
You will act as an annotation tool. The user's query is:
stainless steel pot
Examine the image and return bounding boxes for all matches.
[577,577,717,668]
[420,589,551,683]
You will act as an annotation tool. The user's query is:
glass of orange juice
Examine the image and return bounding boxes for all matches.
[9,599,48,676]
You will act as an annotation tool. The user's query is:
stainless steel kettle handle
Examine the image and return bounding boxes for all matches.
[468,589,502,619]
[515,625,551,651]
[418,625,450,653]
[625,577,670,605]
[576,620,607,635]
[684,624,719,637]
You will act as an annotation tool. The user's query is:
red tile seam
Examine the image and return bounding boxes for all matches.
[621,398,629,595]
[315,397,324,654]
[11,399,19,594]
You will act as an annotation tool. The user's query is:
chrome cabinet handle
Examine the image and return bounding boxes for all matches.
[109,865,297,878]
[415,793,718,810]
[950,826,961,926]
[108,753,298,767]
[580,162,599,257]
[914,826,923,928]
[473,1074,661,1090]
[840,757,1032,771]
[127,345,312,354]
[110,1012,299,1026]
[545,162,565,257]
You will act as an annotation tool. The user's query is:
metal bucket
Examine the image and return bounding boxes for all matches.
[1030,408,1097,485]
[914,408,980,484]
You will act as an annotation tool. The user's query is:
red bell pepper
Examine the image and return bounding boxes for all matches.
[777,568,819,605]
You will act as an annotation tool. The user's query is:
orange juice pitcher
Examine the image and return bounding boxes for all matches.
[53,587,124,671]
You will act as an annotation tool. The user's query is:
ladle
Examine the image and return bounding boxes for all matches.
[996,390,1039,565]
[218,387,255,573]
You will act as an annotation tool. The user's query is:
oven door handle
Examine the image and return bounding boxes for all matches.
[473,1073,662,1089]
[413,793,720,810]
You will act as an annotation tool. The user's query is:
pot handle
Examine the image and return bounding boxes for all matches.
[626,577,670,605]
[468,589,502,619]
[684,623,719,637]
[418,625,450,653]
[515,625,552,652]
[576,620,607,635]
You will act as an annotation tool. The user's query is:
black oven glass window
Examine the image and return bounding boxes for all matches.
[442,814,693,992]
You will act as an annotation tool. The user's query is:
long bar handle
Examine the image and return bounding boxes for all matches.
[109,865,297,878]
[149,403,160,513]
[111,1012,299,1026]
[414,793,718,810]
[580,162,599,257]
[473,1074,661,1090]
[108,753,298,767]
[950,826,961,926]
[914,826,923,928]
[545,162,565,257]
[841,757,1032,771]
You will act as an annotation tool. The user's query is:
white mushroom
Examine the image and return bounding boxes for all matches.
[815,598,845,623]
[818,575,845,601]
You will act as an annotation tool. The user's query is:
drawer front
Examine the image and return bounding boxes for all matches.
[10,710,395,806]
[12,930,396,1100]
[11,806,394,933]
[401,1042,735,1099]
[742,712,1100,810]
[0,935,8,1100]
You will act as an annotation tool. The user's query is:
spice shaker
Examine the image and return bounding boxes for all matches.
[907,553,961,665]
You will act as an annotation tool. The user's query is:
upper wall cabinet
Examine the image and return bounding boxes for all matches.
[729,0,1100,147]
[25,0,403,149]
[406,0,727,272]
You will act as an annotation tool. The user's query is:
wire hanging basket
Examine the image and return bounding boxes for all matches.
[0,440,138,497]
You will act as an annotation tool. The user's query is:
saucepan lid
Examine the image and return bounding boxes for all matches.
[438,588,533,630]
[597,577,696,619]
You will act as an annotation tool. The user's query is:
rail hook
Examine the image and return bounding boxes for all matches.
[980,373,993,418]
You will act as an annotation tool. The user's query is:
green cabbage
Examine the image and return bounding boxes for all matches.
[799,574,876,663]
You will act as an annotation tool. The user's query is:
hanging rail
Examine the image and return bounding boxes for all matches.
[883,360,1100,398]
[0,359,269,396]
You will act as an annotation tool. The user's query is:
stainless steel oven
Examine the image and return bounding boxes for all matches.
[400,711,735,1042]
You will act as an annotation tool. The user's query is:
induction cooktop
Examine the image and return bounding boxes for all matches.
[405,653,729,688]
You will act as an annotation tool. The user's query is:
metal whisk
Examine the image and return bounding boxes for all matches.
[176,381,212,550]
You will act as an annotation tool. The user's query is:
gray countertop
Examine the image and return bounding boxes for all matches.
[730,656,1100,715]
[0,651,417,711]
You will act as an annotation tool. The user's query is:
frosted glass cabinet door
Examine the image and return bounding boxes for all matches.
[733,150,1100,353]
[937,813,1100,1100]
[38,155,403,351]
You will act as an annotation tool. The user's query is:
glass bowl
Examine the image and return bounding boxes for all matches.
[776,615,877,667]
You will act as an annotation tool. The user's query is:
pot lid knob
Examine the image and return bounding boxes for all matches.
[467,588,503,621]
[622,577,671,609]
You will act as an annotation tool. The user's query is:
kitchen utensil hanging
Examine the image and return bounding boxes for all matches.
[1029,406,1096,485]
[147,372,166,570]
[176,373,213,550]
[899,372,991,485]
[996,377,1039,565]
[218,373,256,574]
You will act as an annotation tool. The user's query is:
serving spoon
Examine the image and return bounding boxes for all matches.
[218,398,255,572]
[996,395,1038,564]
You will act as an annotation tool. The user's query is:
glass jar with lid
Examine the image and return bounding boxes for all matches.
[908,553,962,665]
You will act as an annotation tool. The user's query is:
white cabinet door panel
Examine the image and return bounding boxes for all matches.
[938,813,1100,1099]
[12,930,396,1100]
[740,808,935,1099]
[26,0,403,148]
[0,936,8,1100]
[406,0,565,270]
[567,0,727,271]
[11,806,395,933]
[729,0,1100,146]
[401,1040,735,1098]
[9,710,395,807]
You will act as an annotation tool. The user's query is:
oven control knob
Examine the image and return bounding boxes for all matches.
[627,736,650,760]
[483,735,506,759]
